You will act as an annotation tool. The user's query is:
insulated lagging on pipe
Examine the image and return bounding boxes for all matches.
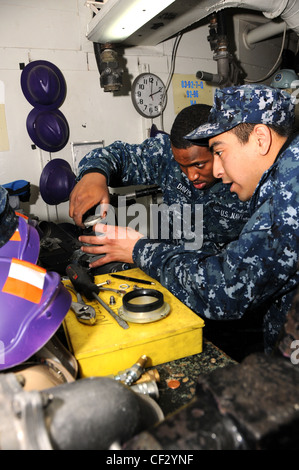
[0,374,163,450]
[44,377,163,450]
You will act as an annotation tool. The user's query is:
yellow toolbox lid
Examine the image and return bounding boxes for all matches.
[63,268,204,377]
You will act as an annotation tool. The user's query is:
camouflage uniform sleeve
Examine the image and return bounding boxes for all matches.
[77,134,171,188]
[133,188,299,323]
[0,186,18,248]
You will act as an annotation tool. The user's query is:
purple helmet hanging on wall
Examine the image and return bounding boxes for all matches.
[39,158,76,205]
[20,60,67,110]
[21,60,69,152]
[0,256,71,370]
[26,108,69,153]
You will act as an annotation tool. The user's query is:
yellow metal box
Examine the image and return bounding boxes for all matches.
[63,268,204,377]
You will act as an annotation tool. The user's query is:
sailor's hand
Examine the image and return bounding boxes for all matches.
[79,223,145,268]
[69,173,109,227]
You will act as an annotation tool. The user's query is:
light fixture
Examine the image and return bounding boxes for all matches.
[86,0,175,43]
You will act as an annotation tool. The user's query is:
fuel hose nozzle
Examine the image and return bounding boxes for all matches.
[124,355,148,386]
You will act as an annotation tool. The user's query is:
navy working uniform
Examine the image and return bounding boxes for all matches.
[0,185,18,247]
[132,85,299,353]
[78,134,250,253]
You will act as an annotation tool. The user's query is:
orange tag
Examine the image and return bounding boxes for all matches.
[2,258,46,304]
[15,212,28,222]
[9,229,21,242]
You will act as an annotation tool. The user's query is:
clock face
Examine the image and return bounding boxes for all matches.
[131,73,167,118]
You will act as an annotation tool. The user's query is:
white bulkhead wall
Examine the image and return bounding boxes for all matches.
[0,0,288,223]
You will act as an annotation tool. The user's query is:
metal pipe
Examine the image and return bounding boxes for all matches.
[197,11,232,88]
[231,0,299,35]
[93,42,123,92]
[280,0,299,33]
[196,70,224,85]
[0,374,164,450]
[44,377,163,450]
[245,20,288,47]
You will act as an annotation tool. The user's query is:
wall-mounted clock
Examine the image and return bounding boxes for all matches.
[131,73,167,118]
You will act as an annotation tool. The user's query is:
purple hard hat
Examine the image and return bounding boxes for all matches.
[0,256,71,370]
[26,108,69,152]
[0,215,40,264]
[39,158,76,205]
[20,60,66,110]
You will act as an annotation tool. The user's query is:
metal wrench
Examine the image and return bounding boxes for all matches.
[71,300,96,325]
[67,287,97,325]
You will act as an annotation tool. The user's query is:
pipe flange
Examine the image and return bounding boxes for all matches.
[118,289,170,324]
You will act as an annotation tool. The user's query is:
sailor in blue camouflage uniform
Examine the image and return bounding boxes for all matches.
[180,84,299,353]
[0,185,18,247]
[70,104,250,254]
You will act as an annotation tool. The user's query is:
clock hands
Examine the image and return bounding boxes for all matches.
[149,87,163,99]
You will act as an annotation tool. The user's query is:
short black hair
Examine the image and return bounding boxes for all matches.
[170,104,211,149]
[231,122,294,144]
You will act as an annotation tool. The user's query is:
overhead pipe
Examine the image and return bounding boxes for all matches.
[196,1,299,87]
[244,20,288,48]
[196,11,233,88]
[93,42,123,92]
[263,0,299,34]
[214,0,299,35]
